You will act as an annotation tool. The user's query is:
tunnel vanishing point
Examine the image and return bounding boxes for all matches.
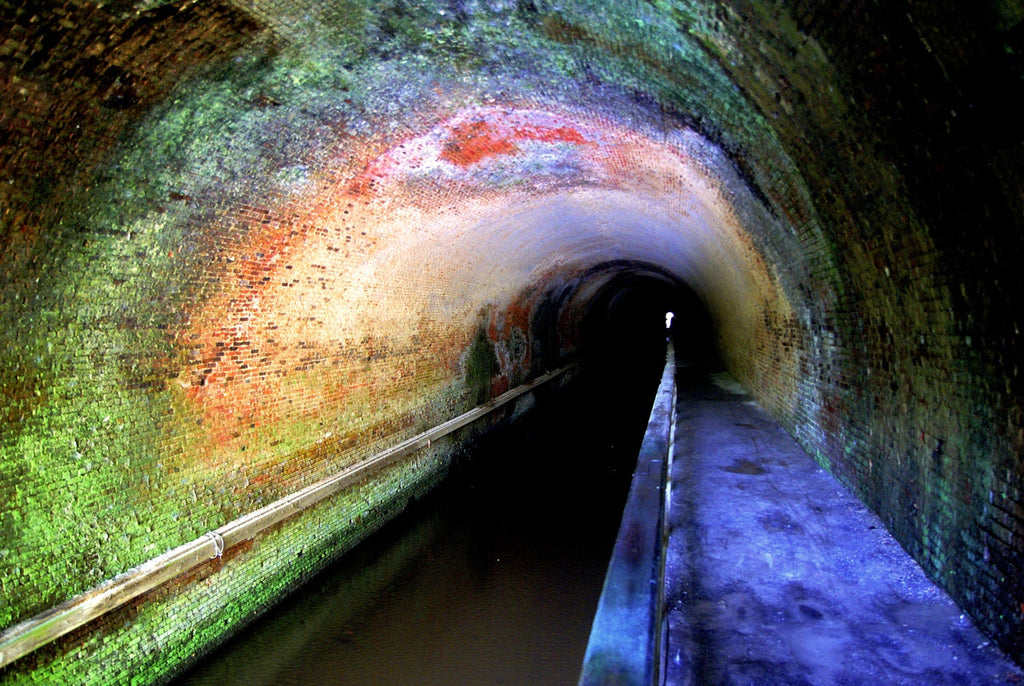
[1,0,1023,682]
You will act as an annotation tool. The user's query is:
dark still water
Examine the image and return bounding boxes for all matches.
[172,376,654,686]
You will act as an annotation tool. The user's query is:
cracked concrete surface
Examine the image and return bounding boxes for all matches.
[663,368,1023,685]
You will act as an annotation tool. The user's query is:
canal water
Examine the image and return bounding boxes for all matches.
[172,373,656,686]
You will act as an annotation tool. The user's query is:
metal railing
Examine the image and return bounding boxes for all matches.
[579,343,676,686]
[0,365,572,669]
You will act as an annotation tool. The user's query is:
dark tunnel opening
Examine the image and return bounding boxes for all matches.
[4,0,1024,680]
[576,265,718,399]
[171,286,683,686]
[171,268,713,684]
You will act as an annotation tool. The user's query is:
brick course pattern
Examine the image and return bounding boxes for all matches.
[1,0,1022,681]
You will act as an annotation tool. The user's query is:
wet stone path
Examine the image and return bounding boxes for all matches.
[662,369,1023,686]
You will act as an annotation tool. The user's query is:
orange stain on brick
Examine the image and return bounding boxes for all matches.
[441,120,519,166]
[514,123,588,145]
[440,118,588,167]
[171,105,726,452]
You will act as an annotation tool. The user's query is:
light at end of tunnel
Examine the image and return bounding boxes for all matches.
[665,311,675,330]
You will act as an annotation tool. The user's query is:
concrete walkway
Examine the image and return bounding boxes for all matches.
[662,368,1023,686]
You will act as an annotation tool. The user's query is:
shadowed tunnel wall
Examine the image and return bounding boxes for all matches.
[1,0,1023,681]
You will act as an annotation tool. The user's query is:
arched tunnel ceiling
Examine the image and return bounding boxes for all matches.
[2,0,1024,674]
[162,97,795,446]
[269,105,786,342]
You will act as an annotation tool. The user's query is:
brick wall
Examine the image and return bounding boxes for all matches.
[698,0,1024,659]
[1,0,1022,680]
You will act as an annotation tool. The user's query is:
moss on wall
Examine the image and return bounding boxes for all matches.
[2,0,1023,678]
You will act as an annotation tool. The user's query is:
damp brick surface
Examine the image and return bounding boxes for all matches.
[1,0,1022,680]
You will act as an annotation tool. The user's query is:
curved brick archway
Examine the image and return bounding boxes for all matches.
[1,1,1022,680]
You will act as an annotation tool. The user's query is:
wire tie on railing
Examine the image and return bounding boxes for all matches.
[205,531,225,558]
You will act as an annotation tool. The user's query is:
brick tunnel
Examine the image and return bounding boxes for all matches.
[1,1,1023,683]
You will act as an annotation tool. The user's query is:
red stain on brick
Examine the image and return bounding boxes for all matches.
[490,375,510,397]
[346,156,391,197]
[175,207,310,441]
[440,119,588,167]
[514,123,587,146]
[441,120,519,167]
[170,108,622,451]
